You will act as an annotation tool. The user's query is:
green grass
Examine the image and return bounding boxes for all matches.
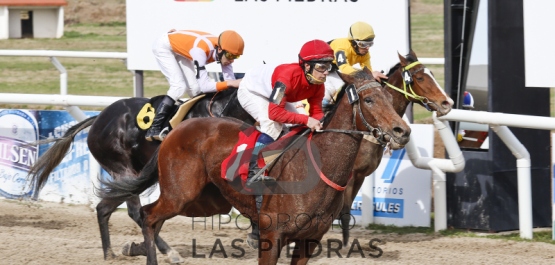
[367,222,435,235]
[366,220,555,245]
[0,20,166,110]
[439,229,555,245]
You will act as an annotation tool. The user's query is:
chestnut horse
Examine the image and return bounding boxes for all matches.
[26,89,254,261]
[337,50,453,246]
[27,50,449,261]
[97,68,411,265]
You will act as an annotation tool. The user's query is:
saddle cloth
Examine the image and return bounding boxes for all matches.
[220,126,306,187]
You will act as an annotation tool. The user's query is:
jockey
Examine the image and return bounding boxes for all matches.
[462,91,474,109]
[146,29,245,141]
[457,91,475,142]
[238,39,333,185]
[323,21,388,107]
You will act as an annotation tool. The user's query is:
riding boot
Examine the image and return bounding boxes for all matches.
[246,133,276,187]
[145,95,175,141]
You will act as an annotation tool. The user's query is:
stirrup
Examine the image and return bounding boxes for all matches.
[246,175,276,188]
[152,127,170,141]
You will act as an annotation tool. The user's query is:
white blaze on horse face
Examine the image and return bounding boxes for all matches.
[424,68,454,105]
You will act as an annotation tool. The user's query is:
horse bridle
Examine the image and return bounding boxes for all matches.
[383,61,439,111]
[319,80,389,146]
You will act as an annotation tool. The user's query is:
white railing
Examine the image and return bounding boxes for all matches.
[429,109,555,239]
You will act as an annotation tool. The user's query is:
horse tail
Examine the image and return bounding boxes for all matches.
[95,149,160,201]
[27,116,98,191]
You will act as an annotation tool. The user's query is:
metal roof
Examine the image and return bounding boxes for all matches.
[0,0,67,6]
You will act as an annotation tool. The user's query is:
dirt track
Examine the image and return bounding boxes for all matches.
[1,199,555,265]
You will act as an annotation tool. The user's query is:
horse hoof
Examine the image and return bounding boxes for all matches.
[121,241,147,256]
[167,249,184,264]
[104,248,117,260]
[247,233,259,249]
[121,242,132,256]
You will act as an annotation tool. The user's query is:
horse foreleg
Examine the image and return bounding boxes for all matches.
[141,205,162,265]
[339,178,356,248]
[141,200,184,265]
[258,232,283,265]
[247,222,260,249]
[122,196,176,259]
[290,238,322,265]
[339,209,351,248]
[96,198,122,260]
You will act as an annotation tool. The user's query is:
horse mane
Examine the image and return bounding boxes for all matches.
[385,52,418,77]
[322,69,372,125]
[322,83,347,125]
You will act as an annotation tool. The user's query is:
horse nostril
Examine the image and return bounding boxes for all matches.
[442,100,452,109]
[393,127,406,138]
[394,127,412,144]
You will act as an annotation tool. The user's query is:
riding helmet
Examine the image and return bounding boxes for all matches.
[298,39,334,64]
[348,21,375,41]
[218,30,244,55]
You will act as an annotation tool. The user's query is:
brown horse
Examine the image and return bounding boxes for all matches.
[98,68,411,265]
[338,50,453,245]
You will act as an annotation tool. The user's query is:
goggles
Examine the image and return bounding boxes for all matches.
[355,40,374,49]
[224,51,240,60]
[313,62,333,73]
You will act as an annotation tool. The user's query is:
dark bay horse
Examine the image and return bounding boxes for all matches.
[97,68,411,265]
[337,50,453,246]
[26,88,254,261]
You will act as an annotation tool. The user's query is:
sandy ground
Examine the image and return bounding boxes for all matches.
[1,199,555,265]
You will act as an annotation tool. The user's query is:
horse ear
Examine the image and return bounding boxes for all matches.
[338,71,354,84]
[409,49,418,59]
[398,51,409,67]
[362,66,373,78]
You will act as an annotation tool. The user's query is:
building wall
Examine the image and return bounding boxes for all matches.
[7,8,21,38]
[0,6,64,39]
[0,6,8,39]
[33,8,59,38]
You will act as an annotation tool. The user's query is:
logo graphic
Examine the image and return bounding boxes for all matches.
[351,195,362,216]
[380,149,405,183]
[0,109,39,199]
[374,197,404,218]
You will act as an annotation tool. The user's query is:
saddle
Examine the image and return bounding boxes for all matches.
[221,126,307,188]
[135,94,205,132]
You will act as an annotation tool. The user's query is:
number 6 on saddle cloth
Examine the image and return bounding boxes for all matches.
[135,94,206,133]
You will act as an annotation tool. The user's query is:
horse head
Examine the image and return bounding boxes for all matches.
[386,49,453,117]
[337,67,411,149]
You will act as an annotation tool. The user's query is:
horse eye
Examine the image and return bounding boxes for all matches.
[364,97,373,104]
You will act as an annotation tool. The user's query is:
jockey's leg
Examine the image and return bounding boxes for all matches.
[246,133,276,187]
[145,95,175,141]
